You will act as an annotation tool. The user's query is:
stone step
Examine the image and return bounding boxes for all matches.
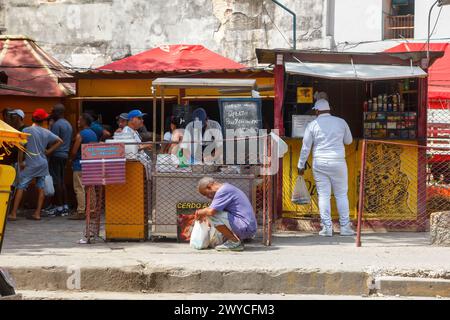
[17,290,447,300]
[6,266,450,298]
[375,276,450,298]
[8,266,371,296]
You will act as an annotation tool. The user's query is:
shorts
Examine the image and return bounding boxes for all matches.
[17,175,45,190]
[208,210,233,231]
[49,156,67,186]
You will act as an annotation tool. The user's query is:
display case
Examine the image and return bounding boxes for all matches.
[363,79,418,140]
[363,112,417,139]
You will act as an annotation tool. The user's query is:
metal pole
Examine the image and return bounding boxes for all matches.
[262,135,267,245]
[271,0,297,50]
[427,0,439,62]
[356,139,367,247]
[161,87,165,141]
[152,86,157,143]
[267,137,273,246]
[85,186,92,244]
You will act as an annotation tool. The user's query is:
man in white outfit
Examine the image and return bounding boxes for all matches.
[297,99,355,237]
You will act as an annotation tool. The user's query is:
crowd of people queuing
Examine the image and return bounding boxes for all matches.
[0,104,170,221]
[1,104,250,229]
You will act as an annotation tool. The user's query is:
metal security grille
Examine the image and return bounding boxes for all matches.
[84,186,102,243]
[82,137,275,246]
[356,139,450,246]
[147,137,274,245]
[428,99,450,149]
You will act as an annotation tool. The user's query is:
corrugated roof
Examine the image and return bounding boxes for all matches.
[69,67,267,75]
[98,44,245,72]
[0,35,74,97]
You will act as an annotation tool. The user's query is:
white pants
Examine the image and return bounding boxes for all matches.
[312,159,350,228]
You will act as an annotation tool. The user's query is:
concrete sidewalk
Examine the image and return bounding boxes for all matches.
[1,216,449,297]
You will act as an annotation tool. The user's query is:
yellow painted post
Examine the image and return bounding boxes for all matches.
[0,165,16,253]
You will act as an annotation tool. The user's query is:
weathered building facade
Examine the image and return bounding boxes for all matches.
[0,0,332,68]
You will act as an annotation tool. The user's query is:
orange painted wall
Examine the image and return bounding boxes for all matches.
[78,78,275,97]
[1,95,78,210]
[0,95,78,129]
[0,96,64,126]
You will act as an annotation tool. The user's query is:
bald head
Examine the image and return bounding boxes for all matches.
[198,177,222,199]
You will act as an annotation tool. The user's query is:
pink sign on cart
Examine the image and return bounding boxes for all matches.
[81,143,126,186]
[81,143,125,160]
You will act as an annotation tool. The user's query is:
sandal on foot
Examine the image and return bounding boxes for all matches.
[26,216,41,221]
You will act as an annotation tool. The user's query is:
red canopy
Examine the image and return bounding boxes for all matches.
[98,44,245,72]
[385,43,450,101]
[0,36,73,97]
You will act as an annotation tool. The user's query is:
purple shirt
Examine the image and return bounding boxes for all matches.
[210,183,257,240]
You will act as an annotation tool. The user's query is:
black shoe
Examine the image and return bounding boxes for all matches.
[47,208,69,217]
[42,205,56,214]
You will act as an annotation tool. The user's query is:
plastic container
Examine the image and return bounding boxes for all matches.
[107,132,138,159]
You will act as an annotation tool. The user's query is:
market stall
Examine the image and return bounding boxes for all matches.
[60,44,275,139]
[60,45,276,242]
[256,49,445,231]
[149,78,269,239]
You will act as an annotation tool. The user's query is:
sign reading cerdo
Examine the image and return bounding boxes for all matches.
[176,202,210,243]
[82,143,125,160]
[219,98,262,136]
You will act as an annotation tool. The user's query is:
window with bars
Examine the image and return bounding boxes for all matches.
[384,0,415,40]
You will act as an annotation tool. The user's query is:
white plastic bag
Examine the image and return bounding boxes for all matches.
[190,221,210,250]
[44,175,55,196]
[291,176,310,205]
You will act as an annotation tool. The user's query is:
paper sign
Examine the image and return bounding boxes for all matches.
[297,87,313,104]
[292,115,317,138]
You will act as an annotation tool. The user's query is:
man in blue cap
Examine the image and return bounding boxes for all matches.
[180,107,222,164]
[122,109,147,142]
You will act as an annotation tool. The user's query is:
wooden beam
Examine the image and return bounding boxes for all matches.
[68,96,177,101]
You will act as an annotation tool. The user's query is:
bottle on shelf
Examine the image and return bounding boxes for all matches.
[392,94,398,112]
[387,95,392,112]
[373,97,378,111]
[404,79,410,91]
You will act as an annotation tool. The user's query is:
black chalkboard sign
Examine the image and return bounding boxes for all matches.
[219,98,262,136]
[219,98,262,165]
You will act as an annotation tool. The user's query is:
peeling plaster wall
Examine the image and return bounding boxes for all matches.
[1,0,331,68]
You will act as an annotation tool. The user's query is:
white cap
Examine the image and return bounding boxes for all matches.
[312,99,330,111]
[8,109,25,119]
